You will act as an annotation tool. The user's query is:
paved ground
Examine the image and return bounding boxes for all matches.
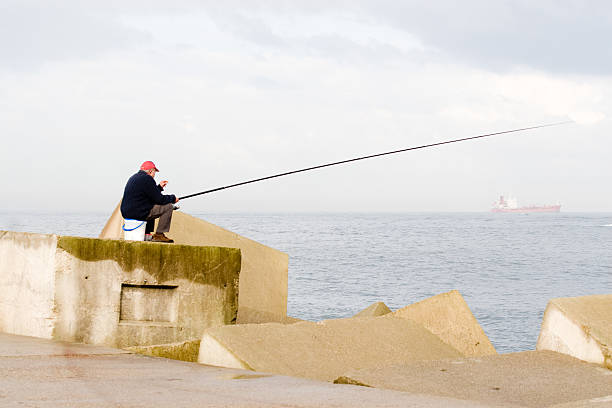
[336,351,612,408]
[0,333,510,408]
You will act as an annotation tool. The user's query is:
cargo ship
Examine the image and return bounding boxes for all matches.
[491,195,561,213]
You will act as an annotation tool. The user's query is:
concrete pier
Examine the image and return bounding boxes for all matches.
[0,231,241,348]
[2,223,611,407]
[0,332,502,408]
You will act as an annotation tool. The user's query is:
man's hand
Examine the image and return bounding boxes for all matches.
[175,197,180,203]
[160,180,168,188]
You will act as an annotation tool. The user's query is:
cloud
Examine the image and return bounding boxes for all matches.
[0,1,150,72]
[156,1,612,75]
[569,111,606,125]
[10,1,609,75]
[194,4,430,65]
[362,0,612,75]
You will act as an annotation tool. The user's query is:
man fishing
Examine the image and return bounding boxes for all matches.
[121,161,179,243]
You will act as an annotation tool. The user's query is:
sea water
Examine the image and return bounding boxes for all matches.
[1,211,611,353]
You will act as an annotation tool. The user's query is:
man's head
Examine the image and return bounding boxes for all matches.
[140,161,159,177]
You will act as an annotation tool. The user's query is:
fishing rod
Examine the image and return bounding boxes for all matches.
[179,121,571,200]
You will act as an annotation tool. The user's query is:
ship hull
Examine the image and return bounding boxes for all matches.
[491,205,561,213]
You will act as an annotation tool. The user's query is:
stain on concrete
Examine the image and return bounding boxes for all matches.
[228,374,272,380]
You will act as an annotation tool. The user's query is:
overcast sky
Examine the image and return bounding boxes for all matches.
[2,1,611,213]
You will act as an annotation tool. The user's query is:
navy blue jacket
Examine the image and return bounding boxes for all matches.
[120,170,176,220]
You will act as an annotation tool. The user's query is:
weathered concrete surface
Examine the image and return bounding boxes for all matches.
[393,290,497,357]
[100,204,289,324]
[0,332,508,408]
[238,306,304,324]
[537,294,612,369]
[335,351,612,408]
[0,332,130,357]
[198,316,462,381]
[0,232,57,338]
[0,231,241,348]
[353,301,392,318]
[548,396,612,408]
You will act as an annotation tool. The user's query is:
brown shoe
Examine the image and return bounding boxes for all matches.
[152,233,174,243]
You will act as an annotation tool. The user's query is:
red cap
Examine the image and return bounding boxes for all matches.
[140,161,159,172]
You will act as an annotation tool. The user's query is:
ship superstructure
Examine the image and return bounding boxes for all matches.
[491,195,561,213]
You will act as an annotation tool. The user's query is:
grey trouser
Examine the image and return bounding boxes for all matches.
[146,203,174,233]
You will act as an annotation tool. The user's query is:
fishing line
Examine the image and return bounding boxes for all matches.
[178,121,572,200]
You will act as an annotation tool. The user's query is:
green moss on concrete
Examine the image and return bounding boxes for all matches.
[58,236,240,284]
[333,377,372,387]
[126,340,201,362]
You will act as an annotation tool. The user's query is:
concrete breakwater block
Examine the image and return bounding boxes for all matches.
[392,290,497,357]
[335,350,612,408]
[100,203,289,325]
[198,316,462,381]
[352,301,392,318]
[237,307,304,324]
[537,294,612,369]
[0,230,241,348]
